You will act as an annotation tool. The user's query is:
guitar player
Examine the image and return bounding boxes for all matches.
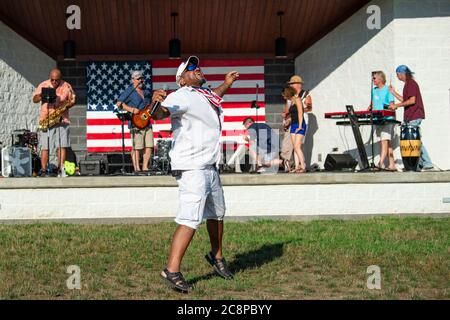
[116,70,154,172]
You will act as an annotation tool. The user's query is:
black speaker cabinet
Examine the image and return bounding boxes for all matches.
[324,153,358,171]
[105,153,133,174]
[79,160,102,176]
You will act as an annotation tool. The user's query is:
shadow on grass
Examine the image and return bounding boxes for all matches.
[188,242,288,285]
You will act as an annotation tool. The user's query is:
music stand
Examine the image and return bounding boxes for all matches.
[41,87,56,175]
[251,84,260,172]
[114,110,133,175]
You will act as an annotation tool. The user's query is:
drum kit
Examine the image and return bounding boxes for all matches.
[151,130,172,175]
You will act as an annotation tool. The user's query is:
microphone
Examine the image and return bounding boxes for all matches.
[150,84,169,116]
[251,83,259,109]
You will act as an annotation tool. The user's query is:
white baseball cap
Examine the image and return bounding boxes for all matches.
[175,56,199,87]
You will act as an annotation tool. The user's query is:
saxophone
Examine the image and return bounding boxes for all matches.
[38,92,76,132]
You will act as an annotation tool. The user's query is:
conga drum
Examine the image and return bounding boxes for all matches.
[400,125,421,171]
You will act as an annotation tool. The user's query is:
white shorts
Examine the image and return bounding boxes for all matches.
[175,167,226,229]
[376,124,395,141]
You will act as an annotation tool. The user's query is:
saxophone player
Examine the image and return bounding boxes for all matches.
[33,68,76,176]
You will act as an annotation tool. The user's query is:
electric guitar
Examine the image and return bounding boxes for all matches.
[131,92,167,130]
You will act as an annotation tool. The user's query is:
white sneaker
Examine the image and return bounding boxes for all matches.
[421,167,437,172]
[59,167,68,178]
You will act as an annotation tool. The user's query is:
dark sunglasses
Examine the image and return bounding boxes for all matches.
[186,64,198,72]
[50,79,60,82]
[135,77,144,81]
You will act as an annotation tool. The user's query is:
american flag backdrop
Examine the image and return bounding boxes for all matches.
[86,59,265,153]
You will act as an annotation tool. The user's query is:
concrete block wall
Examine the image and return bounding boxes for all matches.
[294,0,450,169]
[1,182,449,220]
[264,59,295,130]
[392,0,450,170]
[0,21,55,147]
[57,61,88,160]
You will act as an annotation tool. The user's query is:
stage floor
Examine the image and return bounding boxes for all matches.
[1,171,450,189]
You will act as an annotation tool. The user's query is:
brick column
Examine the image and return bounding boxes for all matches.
[57,61,87,160]
[264,59,295,129]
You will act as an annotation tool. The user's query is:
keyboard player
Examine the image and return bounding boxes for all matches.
[368,71,397,171]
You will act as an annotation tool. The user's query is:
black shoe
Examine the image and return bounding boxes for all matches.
[205,252,234,279]
[160,268,190,293]
[37,169,47,177]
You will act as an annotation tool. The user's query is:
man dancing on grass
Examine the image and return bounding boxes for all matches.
[152,56,239,293]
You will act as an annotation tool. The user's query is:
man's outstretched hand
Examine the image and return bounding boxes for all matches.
[224,71,239,86]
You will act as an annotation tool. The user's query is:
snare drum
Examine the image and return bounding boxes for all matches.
[154,139,172,174]
[400,125,421,171]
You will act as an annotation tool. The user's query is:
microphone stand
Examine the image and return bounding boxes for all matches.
[251,84,260,172]
[369,74,376,171]
[115,82,141,175]
[42,87,55,176]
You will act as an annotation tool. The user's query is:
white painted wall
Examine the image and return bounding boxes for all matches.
[295,0,450,170]
[0,183,449,220]
[0,21,56,147]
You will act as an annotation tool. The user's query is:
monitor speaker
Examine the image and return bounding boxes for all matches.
[324,153,358,171]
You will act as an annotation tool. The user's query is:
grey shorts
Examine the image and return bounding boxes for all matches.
[174,168,226,230]
[39,124,71,150]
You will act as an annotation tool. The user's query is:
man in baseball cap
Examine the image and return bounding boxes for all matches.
[116,70,154,172]
[175,56,203,87]
[151,56,239,293]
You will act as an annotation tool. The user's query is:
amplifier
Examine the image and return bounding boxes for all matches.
[104,153,133,174]
[79,159,102,176]
[324,153,358,171]
[1,147,32,177]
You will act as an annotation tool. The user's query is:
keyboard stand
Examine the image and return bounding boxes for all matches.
[346,105,370,171]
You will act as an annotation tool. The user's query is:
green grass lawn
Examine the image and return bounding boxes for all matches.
[0,217,448,300]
